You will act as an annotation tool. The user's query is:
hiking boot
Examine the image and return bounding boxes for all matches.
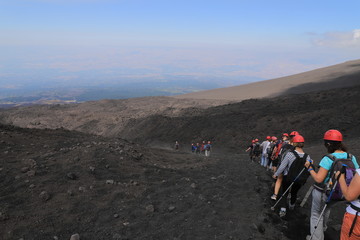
[271,194,277,200]
[279,208,286,218]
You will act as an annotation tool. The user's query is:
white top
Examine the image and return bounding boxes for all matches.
[260,141,270,154]
[346,169,360,215]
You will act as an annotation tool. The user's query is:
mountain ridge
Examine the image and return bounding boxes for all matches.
[174,59,360,101]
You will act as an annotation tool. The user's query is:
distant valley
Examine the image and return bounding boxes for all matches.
[0,78,256,108]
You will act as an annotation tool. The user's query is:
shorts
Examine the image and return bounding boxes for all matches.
[341,212,360,240]
[272,158,279,167]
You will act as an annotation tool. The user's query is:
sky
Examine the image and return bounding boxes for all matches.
[0,0,360,95]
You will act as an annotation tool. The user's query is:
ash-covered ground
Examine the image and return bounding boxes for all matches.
[1,124,359,240]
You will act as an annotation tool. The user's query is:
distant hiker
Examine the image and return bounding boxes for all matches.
[205,141,212,157]
[201,141,206,155]
[191,143,196,153]
[246,140,255,161]
[195,143,201,154]
[260,136,271,168]
[175,141,180,151]
[253,139,261,163]
[266,136,277,171]
[273,135,310,217]
[304,130,359,240]
[336,163,360,239]
[272,133,289,172]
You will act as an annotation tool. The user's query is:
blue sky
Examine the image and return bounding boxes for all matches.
[1,0,360,94]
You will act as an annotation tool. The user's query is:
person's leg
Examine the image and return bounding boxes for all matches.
[278,176,290,216]
[261,154,265,166]
[310,189,327,240]
[289,182,302,209]
[263,156,268,168]
[273,175,283,199]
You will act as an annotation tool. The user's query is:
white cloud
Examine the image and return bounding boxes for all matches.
[312,29,360,48]
[353,29,360,40]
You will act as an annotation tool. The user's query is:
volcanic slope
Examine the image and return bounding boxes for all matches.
[0,124,294,240]
[121,85,360,150]
[174,59,360,101]
[0,96,230,137]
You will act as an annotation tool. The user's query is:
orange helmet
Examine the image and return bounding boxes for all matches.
[290,131,299,136]
[292,135,305,143]
[324,129,343,141]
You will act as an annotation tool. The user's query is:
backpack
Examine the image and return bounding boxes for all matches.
[267,143,275,155]
[286,150,309,185]
[206,144,211,150]
[253,143,260,154]
[325,153,356,201]
[278,143,294,163]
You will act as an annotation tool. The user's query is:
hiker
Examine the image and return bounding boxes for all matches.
[191,143,196,153]
[174,141,179,151]
[253,139,261,163]
[266,136,277,171]
[246,140,255,162]
[304,130,359,240]
[336,165,360,239]
[272,134,311,217]
[260,136,271,168]
[271,133,289,172]
[271,131,299,198]
[271,133,291,200]
[201,141,206,155]
[205,141,212,157]
[195,143,201,154]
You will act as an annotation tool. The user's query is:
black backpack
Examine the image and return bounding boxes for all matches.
[253,143,260,154]
[286,150,309,185]
[267,143,275,155]
[278,144,294,162]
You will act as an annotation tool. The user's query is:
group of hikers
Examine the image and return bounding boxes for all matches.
[191,141,212,157]
[174,140,213,157]
[246,130,360,240]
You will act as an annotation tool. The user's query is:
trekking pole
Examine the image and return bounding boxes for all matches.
[308,180,338,240]
[300,185,314,207]
[270,167,306,211]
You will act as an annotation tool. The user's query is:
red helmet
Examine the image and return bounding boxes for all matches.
[252,140,255,143]
[255,138,259,142]
[324,129,343,141]
[292,135,305,143]
[266,136,271,140]
[290,131,299,136]
[271,136,277,141]
[282,133,289,137]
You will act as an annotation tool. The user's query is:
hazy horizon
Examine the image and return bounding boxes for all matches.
[1,0,360,101]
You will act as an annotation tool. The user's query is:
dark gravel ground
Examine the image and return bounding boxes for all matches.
[1,124,358,240]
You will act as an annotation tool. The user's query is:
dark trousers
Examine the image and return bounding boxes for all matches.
[280,175,302,208]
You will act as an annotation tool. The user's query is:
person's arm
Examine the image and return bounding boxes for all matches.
[338,172,360,201]
[274,152,291,177]
[245,147,251,152]
[304,161,328,183]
